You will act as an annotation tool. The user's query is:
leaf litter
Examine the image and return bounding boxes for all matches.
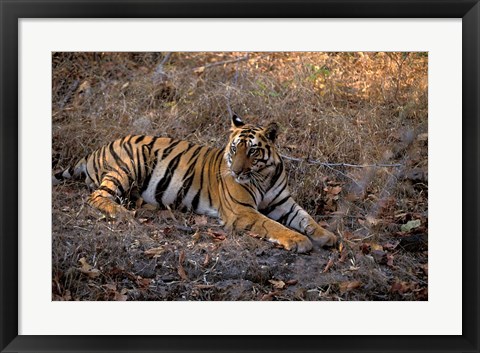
[52,52,428,301]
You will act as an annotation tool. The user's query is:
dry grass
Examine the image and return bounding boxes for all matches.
[52,52,428,301]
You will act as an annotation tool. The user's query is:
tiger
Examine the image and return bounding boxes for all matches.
[53,115,337,253]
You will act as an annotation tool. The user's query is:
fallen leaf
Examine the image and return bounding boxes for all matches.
[78,257,101,278]
[366,216,380,226]
[193,66,205,74]
[323,257,335,273]
[177,251,189,281]
[330,186,342,195]
[79,257,91,270]
[339,280,362,293]
[206,228,227,241]
[136,277,152,289]
[390,281,414,294]
[247,231,261,238]
[417,133,428,142]
[415,287,428,300]
[144,246,165,258]
[192,230,202,242]
[203,253,210,267]
[386,254,395,267]
[400,219,421,232]
[115,288,128,301]
[268,279,286,289]
[160,226,174,237]
[103,283,128,300]
[390,282,403,293]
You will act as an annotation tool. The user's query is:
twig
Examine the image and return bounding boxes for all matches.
[280,154,402,168]
[159,52,172,67]
[323,164,362,189]
[154,52,172,74]
[194,55,249,73]
[152,52,172,83]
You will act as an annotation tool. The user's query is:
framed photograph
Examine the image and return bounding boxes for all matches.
[1,1,478,353]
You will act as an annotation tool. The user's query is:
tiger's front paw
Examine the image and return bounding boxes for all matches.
[273,233,313,253]
[308,226,337,247]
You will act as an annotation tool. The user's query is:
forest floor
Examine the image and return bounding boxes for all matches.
[52,52,428,301]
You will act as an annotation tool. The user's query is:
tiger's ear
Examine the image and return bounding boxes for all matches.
[264,122,279,142]
[231,114,245,128]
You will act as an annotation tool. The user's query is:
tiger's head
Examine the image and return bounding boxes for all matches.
[225,115,281,185]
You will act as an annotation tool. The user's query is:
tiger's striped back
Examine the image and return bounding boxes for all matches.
[140,137,225,217]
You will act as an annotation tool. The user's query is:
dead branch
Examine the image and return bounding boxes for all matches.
[152,52,172,84]
[194,55,249,73]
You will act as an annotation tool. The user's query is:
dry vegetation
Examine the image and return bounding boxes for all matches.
[52,52,428,301]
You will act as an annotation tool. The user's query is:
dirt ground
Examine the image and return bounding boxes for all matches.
[52,52,428,301]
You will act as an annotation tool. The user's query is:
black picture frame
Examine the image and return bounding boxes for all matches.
[1,1,478,352]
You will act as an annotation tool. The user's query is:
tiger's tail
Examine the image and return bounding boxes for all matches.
[52,157,87,185]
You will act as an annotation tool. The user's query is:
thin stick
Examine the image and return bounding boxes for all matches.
[280,154,402,168]
[323,164,362,189]
[194,55,249,73]
[154,52,172,74]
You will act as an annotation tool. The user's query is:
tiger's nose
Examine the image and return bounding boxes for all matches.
[231,165,244,176]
